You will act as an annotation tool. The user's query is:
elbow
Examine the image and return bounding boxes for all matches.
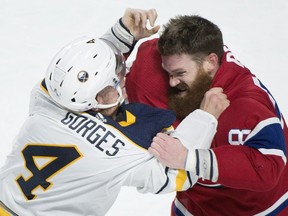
[251,156,285,191]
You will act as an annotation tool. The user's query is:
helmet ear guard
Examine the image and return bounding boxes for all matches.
[94,85,124,109]
[45,36,126,112]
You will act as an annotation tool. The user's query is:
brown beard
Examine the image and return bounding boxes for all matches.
[168,68,212,119]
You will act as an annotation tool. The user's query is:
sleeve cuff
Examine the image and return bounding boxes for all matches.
[185,148,196,171]
[173,109,218,149]
[100,18,136,54]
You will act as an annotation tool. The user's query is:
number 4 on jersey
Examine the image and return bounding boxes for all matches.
[16,144,82,200]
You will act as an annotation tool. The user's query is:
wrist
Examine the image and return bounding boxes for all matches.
[185,148,196,171]
[119,18,132,35]
[111,18,136,51]
[100,18,136,54]
[185,149,219,182]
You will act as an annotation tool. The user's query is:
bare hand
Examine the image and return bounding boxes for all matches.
[121,8,160,41]
[200,87,230,119]
[148,133,187,169]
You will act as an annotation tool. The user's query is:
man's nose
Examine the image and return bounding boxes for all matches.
[169,76,180,87]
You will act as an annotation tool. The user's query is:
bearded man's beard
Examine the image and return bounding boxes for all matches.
[168,69,212,119]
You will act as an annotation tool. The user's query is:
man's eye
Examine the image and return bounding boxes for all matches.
[176,73,185,77]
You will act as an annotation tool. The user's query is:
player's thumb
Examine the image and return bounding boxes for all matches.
[147,25,160,36]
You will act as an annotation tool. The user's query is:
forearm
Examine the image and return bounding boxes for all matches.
[185,148,219,182]
[214,145,285,191]
[185,145,285,191]
[100,18,136,54]
[173,109,217,149]
[149,109,218,170]
[124,158,198,194]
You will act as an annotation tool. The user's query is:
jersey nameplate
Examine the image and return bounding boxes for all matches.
[61,112,125,156]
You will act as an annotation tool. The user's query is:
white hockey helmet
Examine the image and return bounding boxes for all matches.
[45,36,126,112]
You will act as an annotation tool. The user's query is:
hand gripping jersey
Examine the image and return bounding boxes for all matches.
[0,80,217,216]
[126,39,288,216]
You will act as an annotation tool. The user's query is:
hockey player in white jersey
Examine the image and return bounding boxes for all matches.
[0,8,229,216]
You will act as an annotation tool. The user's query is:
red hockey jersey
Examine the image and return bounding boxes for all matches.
[126,39,288,216]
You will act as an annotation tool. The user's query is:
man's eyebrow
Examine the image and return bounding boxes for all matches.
[170,70,186,75]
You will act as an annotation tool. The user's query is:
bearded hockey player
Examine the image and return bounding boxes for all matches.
[126,14,288,216]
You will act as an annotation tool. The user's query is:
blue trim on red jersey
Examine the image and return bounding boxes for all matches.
[245,122,287,155]
[258,80,282,120]
[266,198,288,216]
[173,204,185,216]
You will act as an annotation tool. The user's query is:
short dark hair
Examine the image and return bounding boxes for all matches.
[158,15,224,64]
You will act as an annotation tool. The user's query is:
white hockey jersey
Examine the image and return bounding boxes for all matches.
[0,80,217,216]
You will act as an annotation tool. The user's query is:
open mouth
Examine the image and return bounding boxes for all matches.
[177,90,187,97]
[169,85,188,97]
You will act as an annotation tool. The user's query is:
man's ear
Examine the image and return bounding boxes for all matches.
[95,94,104,105]
[203,53,219,77]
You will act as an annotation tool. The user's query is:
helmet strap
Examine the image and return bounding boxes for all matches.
[94,85,124,109]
